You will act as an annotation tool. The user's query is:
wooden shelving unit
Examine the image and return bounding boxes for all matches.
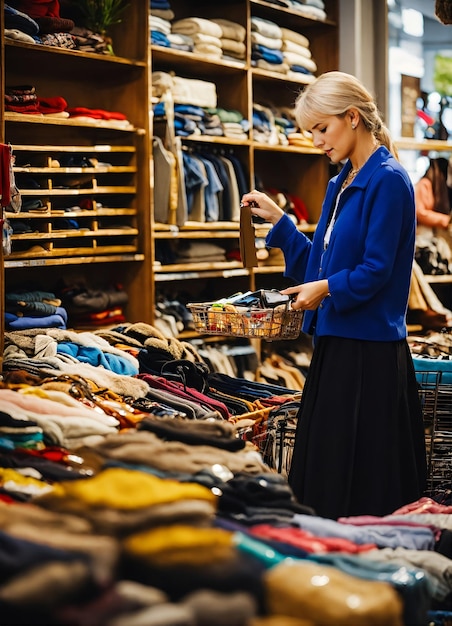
[150,0,338,303]
[0,3,152,359]
[0,0,340,359]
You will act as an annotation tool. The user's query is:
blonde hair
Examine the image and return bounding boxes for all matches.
[295,71,398,158]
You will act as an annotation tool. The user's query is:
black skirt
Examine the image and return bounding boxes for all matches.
[288,336,428,520]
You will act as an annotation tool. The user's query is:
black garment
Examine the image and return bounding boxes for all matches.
[288,336,427,520]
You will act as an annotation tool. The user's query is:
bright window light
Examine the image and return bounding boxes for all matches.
[402,8,424,37]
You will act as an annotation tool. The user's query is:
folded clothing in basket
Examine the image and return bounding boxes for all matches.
[187,289,302,340]
[225,289,290,308]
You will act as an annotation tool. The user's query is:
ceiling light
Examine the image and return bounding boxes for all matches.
[402,8,424,37]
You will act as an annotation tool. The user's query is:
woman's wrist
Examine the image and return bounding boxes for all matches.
[270,208,285,225]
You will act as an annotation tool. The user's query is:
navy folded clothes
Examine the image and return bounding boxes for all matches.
[6,290,60,305]
[4,3,39,36]
[6,301,59,316]
[10,222,33,234]
[21,199,46,211]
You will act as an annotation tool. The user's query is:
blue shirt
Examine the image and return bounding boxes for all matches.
[266,146,416,341]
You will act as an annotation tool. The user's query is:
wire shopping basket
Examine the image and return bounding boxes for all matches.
[187,302,303,340]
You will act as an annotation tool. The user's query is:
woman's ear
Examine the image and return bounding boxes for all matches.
[348,108,359,129]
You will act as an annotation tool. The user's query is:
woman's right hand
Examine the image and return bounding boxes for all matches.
[241,190,285,225]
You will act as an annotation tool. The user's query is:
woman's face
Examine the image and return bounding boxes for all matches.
[308,114,354,164]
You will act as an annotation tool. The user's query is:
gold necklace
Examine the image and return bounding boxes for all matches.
[341,144,380,190]
[341,167,360,189]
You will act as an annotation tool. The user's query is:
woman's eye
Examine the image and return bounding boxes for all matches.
[320,127,327,133]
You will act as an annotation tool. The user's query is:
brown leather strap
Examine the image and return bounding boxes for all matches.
[240,203,258,267]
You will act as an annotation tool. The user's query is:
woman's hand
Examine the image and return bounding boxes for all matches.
[281,280,330,311]
[241,190,285,225]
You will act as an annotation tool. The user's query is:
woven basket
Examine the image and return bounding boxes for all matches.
[187,303,303,340]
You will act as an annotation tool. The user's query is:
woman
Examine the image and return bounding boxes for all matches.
[415,157,451,232]
[241,71,427,520]
[408,157,452,328]
[414,156,452,275]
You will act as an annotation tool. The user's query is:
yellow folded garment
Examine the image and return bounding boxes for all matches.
[124,524,235,566]
[43,466,216,510]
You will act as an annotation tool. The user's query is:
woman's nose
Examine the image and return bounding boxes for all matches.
[312,133,322,148]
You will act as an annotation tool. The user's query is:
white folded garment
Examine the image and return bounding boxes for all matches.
[221,39,246,58]
[251,31,282,50]
[282,51,317,73]
[282,38,312,59]
[193,43,223,58]
[211,18,246,42]
[280,27,310,49]
[167,33,193,46]
[5,28,36,44]
[192,32,222,47]
[293,4,327,20]
[152,71,174,98]
[286,71,317,84]
[255,59,290,74]
[172,76,218,108]
[149,15,171,35]
[172,17,223,38]
[250,16,282,40]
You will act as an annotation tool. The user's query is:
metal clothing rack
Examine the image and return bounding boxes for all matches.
[418,370,452,498]
[253,370,452,493]
[252,400,299,475]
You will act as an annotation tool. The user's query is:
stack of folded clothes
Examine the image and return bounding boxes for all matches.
[58,282,129,327]
[211,18,246,63]
[5,289,68,330]
[281,27,317,82]
[5,0,76,48]
[262,0,327,20]
[171,17,223,60]
[251,16,286,74]
[5,84,69,117]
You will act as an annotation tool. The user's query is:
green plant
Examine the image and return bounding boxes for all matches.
[78,0,129,36]
[434,54,452,97]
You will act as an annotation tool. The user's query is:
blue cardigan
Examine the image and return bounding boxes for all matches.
[266,146,415,341]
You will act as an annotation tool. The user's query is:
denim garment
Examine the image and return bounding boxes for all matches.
[200,158,222,221]
[174,114,197,135]
[251,44,284,64]
[182,153,208,218]
[151,31,170,47]
[174,104,206,117]
[289,65,311,75]
[200,153,232,220]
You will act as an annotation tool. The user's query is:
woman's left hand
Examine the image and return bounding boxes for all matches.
[281,280,330,311]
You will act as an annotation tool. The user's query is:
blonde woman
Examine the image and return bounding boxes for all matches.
[241,71,427,520]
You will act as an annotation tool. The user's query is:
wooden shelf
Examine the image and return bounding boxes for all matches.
[4,254,145,269]
[5,40,147,66]
[5,112,137,132]
[6,208,137,219]
[1,0,338,343]
[1,1,153,337]
[395,138,452,152]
